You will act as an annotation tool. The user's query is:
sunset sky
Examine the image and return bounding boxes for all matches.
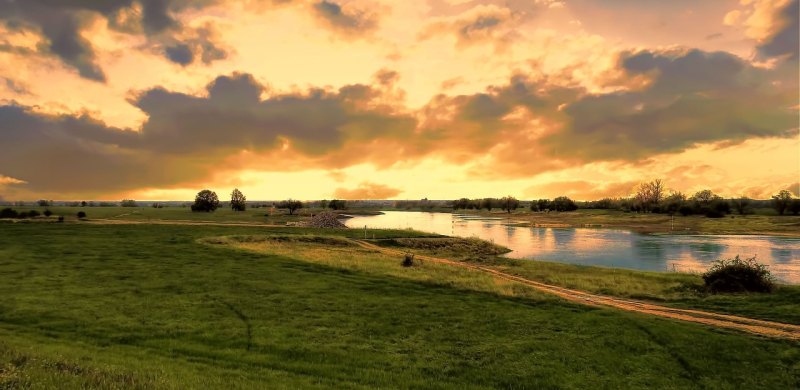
[0,0,798,201]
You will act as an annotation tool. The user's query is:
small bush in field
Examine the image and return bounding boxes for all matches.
[702,255,774,293]
[402,253,415,267]
[43,209,52,217]
[57,216,64,222]
[77,211,87,219]
[0,208,19,218]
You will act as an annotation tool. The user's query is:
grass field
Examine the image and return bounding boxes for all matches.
[371,238,800,325]
[0,222,798,388]
[7,205,800,237]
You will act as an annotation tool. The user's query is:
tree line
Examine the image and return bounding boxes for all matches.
[581,181,800,217]
[186,188,350,214]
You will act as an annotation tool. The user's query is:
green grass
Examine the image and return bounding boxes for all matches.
[374,237,800,325]
[6,206,310,225]
[0,224,798,388]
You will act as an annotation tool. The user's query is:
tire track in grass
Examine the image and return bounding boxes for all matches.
[351,240,800,341]
[209,297,253,351]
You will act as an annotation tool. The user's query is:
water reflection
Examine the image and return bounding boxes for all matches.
[345,211,800,284]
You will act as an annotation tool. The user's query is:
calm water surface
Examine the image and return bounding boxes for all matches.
[344,211,800,284]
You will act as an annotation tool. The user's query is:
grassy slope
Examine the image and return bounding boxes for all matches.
[371,237,800,325]
[0,224,798,389]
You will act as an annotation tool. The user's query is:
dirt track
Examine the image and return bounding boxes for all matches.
[351,240,800,341]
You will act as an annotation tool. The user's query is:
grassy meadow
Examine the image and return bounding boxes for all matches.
[0,221,799,388]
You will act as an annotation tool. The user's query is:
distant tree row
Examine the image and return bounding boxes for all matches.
[529,197,578,212]
[186,189,346,214]
[393,198,444,211]
[579,180,800,217]
[452,196,520,213]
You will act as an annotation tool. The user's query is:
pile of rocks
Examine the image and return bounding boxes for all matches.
[305,212,348,228]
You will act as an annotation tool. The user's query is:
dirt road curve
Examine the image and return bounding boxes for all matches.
[351,240,800,341]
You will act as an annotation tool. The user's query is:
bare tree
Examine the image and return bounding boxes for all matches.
[634,179,665,212]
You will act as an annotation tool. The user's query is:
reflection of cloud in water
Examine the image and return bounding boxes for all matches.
[345,211,800,284]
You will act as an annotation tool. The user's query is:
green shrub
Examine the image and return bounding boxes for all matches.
[702,255,774,293]
[43,209,52,217]
[77,211,87,219]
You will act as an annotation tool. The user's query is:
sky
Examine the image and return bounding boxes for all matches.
[0,0,798,201]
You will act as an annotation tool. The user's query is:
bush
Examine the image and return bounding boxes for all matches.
[402,253,415,267]
[43,209,52,217]
[77,211,87,219]
[0,208,18,219]
[26,210,40,218]
[57,216,64,222]
[702,255,774,293]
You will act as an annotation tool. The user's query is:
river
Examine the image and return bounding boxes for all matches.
[344,211,800,284]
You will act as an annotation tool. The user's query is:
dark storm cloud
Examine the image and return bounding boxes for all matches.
[0,72,417,195]
[311,1,377,35]
[757,0,798,60]
[539,49,799,162]
[2,45,797,194]
[165,44,195,65]
[0,0,227,80]
[163,25,228,66]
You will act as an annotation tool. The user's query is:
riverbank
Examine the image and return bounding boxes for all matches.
[1,223,798,388]
[448,208,800,237]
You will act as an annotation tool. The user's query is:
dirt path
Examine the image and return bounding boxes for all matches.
[351,240,800,341]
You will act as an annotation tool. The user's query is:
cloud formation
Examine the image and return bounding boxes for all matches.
[0,0,228,81]
[333,181,403,199]
[419,4,519,49]
[311,1,378,36]
[756,0,799,60]
[2,40,797,198]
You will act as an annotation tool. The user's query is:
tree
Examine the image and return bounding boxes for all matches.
[43,209,53,217]
[37,199,52,207]
[789,199,800,215]
[537,199,551,212]
[328,199,347,210]
[279,199,303,215]
[121,199,137,207]
[481,198,494,211]
[731,196,751,215]
[772,190,793,215]
[453,198,470,210]
[552,196,578,212]
[634,179,665,213]
[691,189,719,204]
[660,192,685,215]
[230,188,246,211]
[499,196,519,213]
[77,211,87,219]
[191,189,220,212]
[80,201,87,207]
